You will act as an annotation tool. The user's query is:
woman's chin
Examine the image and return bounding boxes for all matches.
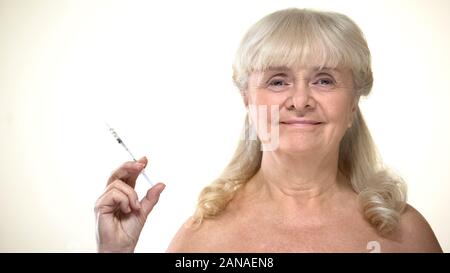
[275,139,320,154]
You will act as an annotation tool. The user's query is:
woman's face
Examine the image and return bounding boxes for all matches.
[245,65,357,155]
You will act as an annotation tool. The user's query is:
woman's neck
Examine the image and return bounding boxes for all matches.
[249,148,353,214]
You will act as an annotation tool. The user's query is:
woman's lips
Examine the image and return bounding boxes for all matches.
[280,119,323,125]
[280,119,324,129]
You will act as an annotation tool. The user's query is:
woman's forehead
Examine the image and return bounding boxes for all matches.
[264,66,343,72]
[253,66,348,76]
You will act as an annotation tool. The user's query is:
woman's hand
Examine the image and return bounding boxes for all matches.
[94,156,165,252]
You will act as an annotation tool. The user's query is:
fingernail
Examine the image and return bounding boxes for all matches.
[135,200,141,209]
[135,163,145,169]
[138,156,147,164]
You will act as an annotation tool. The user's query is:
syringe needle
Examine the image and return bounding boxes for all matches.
[105,122,154,187]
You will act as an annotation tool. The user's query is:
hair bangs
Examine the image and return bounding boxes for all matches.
[244,14,356,73]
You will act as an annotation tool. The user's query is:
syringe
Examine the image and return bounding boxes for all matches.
[105,122,154,187]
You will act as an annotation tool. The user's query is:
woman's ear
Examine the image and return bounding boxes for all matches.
[352,99,358,113]
[348,97,359,128]
[241,89,249,108]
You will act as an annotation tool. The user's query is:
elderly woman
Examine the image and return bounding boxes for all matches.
[95,8,442,252]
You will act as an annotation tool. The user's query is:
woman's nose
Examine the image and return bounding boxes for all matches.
[287,82,316,111]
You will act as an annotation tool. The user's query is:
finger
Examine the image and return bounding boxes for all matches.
[140,183,166,218]
[105,180,141,210]
[137,156,148,166]
[95,188,132,215]
[107,160,145,188]
[126,156,149,188]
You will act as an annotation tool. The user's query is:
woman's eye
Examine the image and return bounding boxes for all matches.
[313,77,335,89]
[317,78,332,85]
[269,79,286,86]
[267,78,290,91]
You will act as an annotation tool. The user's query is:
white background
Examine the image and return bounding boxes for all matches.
[1,0,449,252]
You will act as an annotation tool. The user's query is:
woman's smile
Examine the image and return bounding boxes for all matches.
[280,118,324,130]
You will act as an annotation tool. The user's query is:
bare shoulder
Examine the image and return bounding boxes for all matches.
[166,217,203,252]
[391,204,442,252]
[166,216,224,252]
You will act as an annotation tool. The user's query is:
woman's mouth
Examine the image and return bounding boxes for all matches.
[280,119,324,128]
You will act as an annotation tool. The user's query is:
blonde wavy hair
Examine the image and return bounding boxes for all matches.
[193,8,407,234]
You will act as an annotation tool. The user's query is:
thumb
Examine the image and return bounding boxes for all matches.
[140,183,166,217]
[137,156,148,166]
